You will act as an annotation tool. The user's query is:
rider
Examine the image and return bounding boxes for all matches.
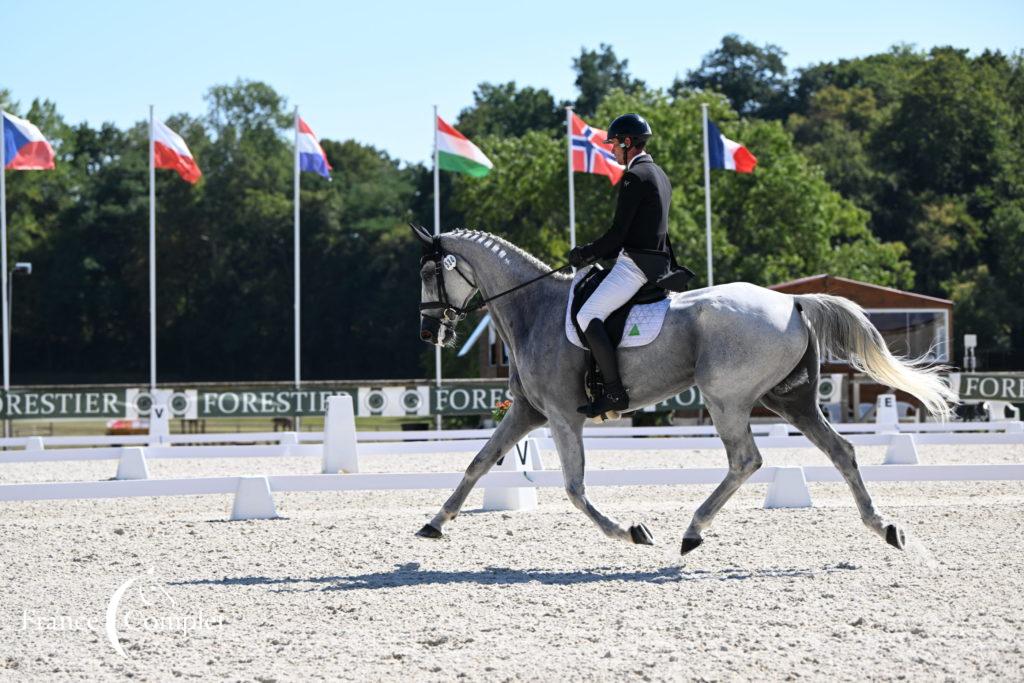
[568,113,674,417]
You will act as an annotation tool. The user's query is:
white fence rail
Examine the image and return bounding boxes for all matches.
[1,395,1022,520]
[2,463,1023,520]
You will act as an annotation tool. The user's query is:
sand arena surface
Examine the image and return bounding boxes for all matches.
[1,444,1022,681]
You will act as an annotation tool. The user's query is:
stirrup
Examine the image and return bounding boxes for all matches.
[577,384,629,420]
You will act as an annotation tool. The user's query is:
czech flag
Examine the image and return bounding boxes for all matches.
[2,112,56,170]
[153,119,201,184]
[571,113,624,184]
[298,117,332,179]
[707,120,757,173]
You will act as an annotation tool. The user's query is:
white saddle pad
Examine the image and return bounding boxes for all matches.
[565,268,671,349]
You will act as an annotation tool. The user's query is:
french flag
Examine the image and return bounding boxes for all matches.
[707,119,757,173]
[153,119,201,184]
[298,117,331,178]
[2,112,56,170]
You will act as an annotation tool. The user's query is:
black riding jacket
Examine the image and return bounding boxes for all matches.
[580,155,671,278]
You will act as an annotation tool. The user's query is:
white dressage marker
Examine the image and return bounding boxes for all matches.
[883,434,920,465]
[764,467,813,509]
[321,395,358,474]
[230,476,278,521]
[115,448,149,481]
[482,438,540,512]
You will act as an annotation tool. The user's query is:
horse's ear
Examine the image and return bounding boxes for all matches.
[409,223,433,247]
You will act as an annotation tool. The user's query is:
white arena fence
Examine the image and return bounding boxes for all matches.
[0,395,1022,519]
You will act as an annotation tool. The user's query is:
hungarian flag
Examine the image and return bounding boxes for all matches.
[2,111,56,170]
[298,116,332,179]
[571,113,624,185]
[436,117,493,177]
[707,120,757,173]
[153,119,202,184]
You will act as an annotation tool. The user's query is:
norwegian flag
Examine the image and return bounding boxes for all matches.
[570,113,624,185]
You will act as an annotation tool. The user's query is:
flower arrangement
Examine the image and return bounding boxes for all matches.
[491,399,512,422]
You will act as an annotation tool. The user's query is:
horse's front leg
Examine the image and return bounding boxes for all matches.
[417,400,546,538]
[549,418,655,545]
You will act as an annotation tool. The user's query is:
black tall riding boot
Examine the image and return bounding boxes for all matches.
[578,319,630,417]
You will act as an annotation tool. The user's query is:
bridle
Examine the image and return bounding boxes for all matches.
[418,238,480,331]
[418,236,570,336]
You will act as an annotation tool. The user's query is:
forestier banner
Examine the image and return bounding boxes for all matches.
[196,388,357,417]
[0,389,129,419]
[954,374,1024,402]
[432,384,513,415]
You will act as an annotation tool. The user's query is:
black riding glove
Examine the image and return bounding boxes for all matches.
[568,246,593,268]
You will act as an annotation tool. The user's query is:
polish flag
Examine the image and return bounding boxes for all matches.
[707,119,757,173]
[3,111,56,170]
[153,120,201,184]
[297,117,332,178]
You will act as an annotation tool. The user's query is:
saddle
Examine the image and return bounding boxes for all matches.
[565,265,674,419]
[568,265,668,348]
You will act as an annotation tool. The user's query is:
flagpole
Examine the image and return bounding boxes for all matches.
[566,106,576,249]
[701,103,714,287]
[149,105,157,392]
[1,109,9,398]
[293,106,301,391]
[433,105,442,430]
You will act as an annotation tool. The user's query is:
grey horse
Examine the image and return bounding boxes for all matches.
[413,225,957,554]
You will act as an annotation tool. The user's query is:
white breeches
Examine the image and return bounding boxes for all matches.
[575,251,648,329]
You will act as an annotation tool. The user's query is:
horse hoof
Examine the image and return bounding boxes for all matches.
[884,524,905,550]
[680,536,703,556]
[629,523,655,545]
[416,523,444,539]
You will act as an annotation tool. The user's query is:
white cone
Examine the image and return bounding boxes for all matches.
[883,433,919,465]
[230,476,278,521]
[763,467,812,509]
[115,448,150,481]
[322,395,358,474]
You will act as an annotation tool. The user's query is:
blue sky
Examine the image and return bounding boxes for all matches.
[4,0,1021,165]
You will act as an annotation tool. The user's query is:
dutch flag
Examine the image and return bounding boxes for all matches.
[707,119,757,174]
[297,117,331,179]
[2,111,56,170]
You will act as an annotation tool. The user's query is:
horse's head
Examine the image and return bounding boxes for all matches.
[410,224,478,347]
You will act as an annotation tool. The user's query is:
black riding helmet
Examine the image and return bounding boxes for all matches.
[603,113,652,146]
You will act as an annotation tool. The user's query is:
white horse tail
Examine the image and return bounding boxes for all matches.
[795,293,958,421]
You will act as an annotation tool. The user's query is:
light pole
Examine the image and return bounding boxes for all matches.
[5,261,31,437]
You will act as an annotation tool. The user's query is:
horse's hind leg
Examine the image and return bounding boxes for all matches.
[681,401,763,555]
[417,400,546,538]
[760,386,905,550]
[549,418,654,545]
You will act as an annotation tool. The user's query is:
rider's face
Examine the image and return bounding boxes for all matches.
[611,137,629,165]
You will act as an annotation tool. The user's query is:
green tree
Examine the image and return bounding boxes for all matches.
[679,35,790,118]
[572,44,645,117]
[456,82,563,139]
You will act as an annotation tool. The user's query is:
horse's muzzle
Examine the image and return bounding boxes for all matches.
[420,316,441,344]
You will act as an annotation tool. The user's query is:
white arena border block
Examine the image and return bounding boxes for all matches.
[482,437,539,512]
[115,448,150,480]
[764,467,813,509]
[322,395,358,474]
[883,433,920,465]
[230,476,279,521]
